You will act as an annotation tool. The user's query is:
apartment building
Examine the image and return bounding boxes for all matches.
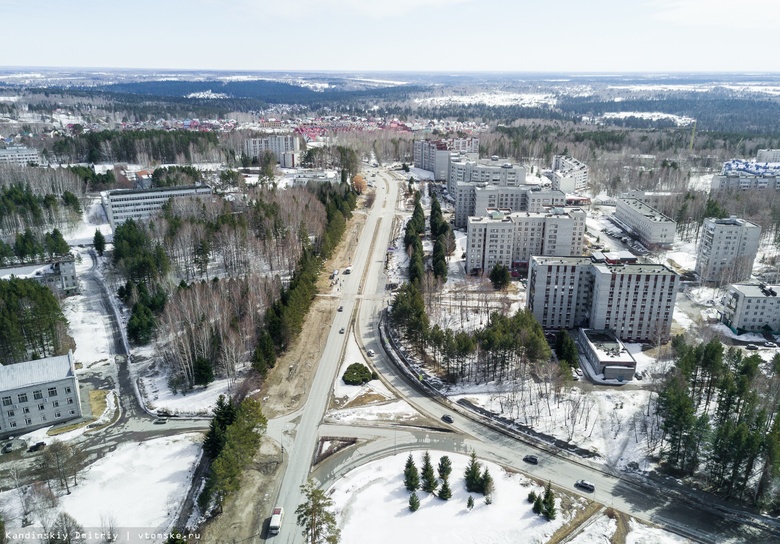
[696,216,761,285]
[0,145,41,166]
[413,140,451,180]
[447,155,526,193]
[244,134,300,162]
[614,198,676,249]
[527,255,680,343]
[466,207,585,274]
[550,155,589,192]
[0,351,82,439]
[756,149,780,163]
[721,283,780,334]
[454,183,565,228]
[711,159,780,191]
[0,255,79,297]
[101,185,212,229]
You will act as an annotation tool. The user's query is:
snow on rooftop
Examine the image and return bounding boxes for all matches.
[0,352,74,390]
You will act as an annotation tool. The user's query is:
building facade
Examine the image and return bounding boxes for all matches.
[527,255,680,343]
[101,185,212,229]
[412,138,479,180]
[711,159,780,192]
[696,216,761,285]
[0,146,41,166]
[614,198,676,249]
[0,256,79,297]
[578,329,637,381]
[454,183,564,228]
[244,134,300,162]
[721,283,780,334]
[0,351,82,438]
[550,155,589,191]
[447,156,526,193]
[756,149,780,163]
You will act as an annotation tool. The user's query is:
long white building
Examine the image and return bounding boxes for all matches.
[0,145,41,166]
[527,255,680,343]
[696,216,761,285]
[712,158,780,191]
[244,134,300,162]
[614,198,676,249]
[454,183,565,228]
[101,185,212,229]
[757,149,780,163]
[466,207,585,274]
[550,155,589,192]
[721,283,780,334]
[0,351,82,438]
[0,256,78,297]
[447,155,526,193]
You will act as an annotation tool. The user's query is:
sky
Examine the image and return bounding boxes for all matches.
[0,0,779,73]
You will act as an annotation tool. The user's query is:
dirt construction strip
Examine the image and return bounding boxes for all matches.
[546,501,604,544]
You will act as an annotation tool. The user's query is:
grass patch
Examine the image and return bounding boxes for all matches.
[47,389,110,436]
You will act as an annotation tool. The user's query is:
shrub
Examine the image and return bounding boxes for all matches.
[342,362,373,385]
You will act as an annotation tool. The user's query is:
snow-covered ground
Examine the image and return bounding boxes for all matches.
[414,92,557,108]
[138,370,232,417]
[0,435,201,540]
[64,197,113,246]
[329,450,689,544]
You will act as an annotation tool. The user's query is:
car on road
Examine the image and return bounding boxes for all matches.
[27,442,46,453]
[746,344,759,350]
[2,442,15,454]
[338,306,343,312]
[575,479,595,492]
[339,328,345,334]
[441,414,454,424]
[523,455,539,465]
[154,417,168,424]
[765,341,777,348]
[367,349,375,357]
[574,367,583,376]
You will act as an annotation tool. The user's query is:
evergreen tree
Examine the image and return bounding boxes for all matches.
[489,263,511,290]
[464,450,482,493]
[542,481,556,520]
[403,454,420,491]
[532,494,543,515]
[408,491,420,512]
[481,467,494,504]
[420,451,438,493]
[527,490,537,503]
[93,229,106,256]
[467,495,474,510]
[437,455,452,481]
[194,357,215,386]
[296,479,341,544]
[438,477,452,500]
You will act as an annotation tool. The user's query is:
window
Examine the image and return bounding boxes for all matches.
[10,421,16,428]
[33,390,43,400]
[17,393,28,403]
[55,411,61,418]
[7,410,14,417]
[52,401,59,408]
[25,418,32,425]
[23,407,30,414]
[69,410,76,416]
[38,404,45,411]
[1,396,10,407]
[48,387,58,397]
[67,398,74,405]
[65,387,72,394]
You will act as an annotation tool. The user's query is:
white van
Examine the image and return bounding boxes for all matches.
[269,507,284,535]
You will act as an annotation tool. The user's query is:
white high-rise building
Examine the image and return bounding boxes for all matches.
[412,138,479,180]
[0,146,41,166]
[466,207,585,274]
[696,216,761,285]
[527,255,680,343]
[454,183,564,228]
[756,149,780,163]
[550,155,588,191]
[244,134,300,162]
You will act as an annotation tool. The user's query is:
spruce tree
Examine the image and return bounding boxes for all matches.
[93,229,106,256]
[409,491,420,512]
[482,467,494,504]
[467,495,474,510]
[542,481,556,520]
[464,450,482,493]
[527,490,537,503]
[404,454,420,491]
[532,494,543,515]
[438,455,452,481]
[421,451,438,493]
[438,477,452,500]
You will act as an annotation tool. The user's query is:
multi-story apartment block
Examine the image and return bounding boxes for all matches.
[101,185,212,230]
[550,155,589,192]
[0,351,82,438]
[244,134,300,162]
[614,198,676,249]
[0,145,41,166]
[721,283,780,334]
[711,159,780,191]
[696,216,761,285]
[466,207,585,274]
[0,255,79,297]
[527,255,680,343]
[412,138,479,180]
[447,156,526,193]
[454,183,564,228]
[756,149,780,163]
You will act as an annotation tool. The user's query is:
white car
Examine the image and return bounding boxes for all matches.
[367,349,375,357]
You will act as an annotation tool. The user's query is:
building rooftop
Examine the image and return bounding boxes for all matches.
[581,329,636,365]
[0,352,75,391]
[594,263,677,276]
[106,184,211,197]
[618,198,674,223]
[730,283,780,298]
[707,216,759,228]
[532,256,593,266]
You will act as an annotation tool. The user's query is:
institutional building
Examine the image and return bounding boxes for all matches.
[578,329,637,381]
[711,159,780,191]
[454,184,565,228]
[614,198,676,249]
[447,155,526,193]
[549,155,589,192]
[696,216,761,285]
[244,134,300,163]
[466,207,585,274]
[0,256,79,297]
[527,255,680,343]
[721,283,780,334]
[0,145,41,166]
[0,351,82,438]
[101,185,213,229]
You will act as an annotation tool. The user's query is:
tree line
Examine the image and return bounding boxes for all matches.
[0,181,81,238]
[0,228,71,265]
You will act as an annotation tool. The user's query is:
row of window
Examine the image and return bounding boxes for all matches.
[2,386,71,406]
[6,397,75,417]
[1,409,77,430]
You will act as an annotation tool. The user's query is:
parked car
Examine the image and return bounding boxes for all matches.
[523,455,539,465]
[338,306,343,312]
[2,443,14,454]
[575,479,595,492]
[441,414,454,424]
[746,344,759,350]
[367,349,375,357]
[764,341,777,348]
[154,417,168,424]
[27,442,46,453]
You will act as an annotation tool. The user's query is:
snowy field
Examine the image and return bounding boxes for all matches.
[138,370,232,417]
[329,451,689,544]
[0,435,201,540]
[414,92,557,108]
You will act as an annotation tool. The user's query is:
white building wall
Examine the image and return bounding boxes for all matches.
[696,217,761,285]
[721,284,780,333]
[102,185,213,229]
[615,198,676,249]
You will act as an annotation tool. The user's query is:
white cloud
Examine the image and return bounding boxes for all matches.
[236,0,473,19]
[649,0,780,27]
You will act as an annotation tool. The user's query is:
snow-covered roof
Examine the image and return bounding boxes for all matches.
[0,351,75,391]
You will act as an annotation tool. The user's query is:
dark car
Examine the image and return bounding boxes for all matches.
[523,455,539,465]
[338,306,343,312]
[339,328,345,334]
[575,479,595,492]
[441,414,454,424]
[746,344,759,350]
[154,417,168,424]
[27,442,46,453]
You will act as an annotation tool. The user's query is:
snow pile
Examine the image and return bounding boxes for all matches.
[626,518,691,543]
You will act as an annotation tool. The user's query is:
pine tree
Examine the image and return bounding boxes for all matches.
[438,477,452,500]
[403,454,420,491]
[481,467,494,504]
[527,490,537,503]
[438,455,452,481]
[467,495,474,510]
[532,494,543,515]
[409,491,420,512]
[542,481,556,520]
[421,451,438,493]
[296,479,341,544]
[93,229,106,256]
[464,450,482,493]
